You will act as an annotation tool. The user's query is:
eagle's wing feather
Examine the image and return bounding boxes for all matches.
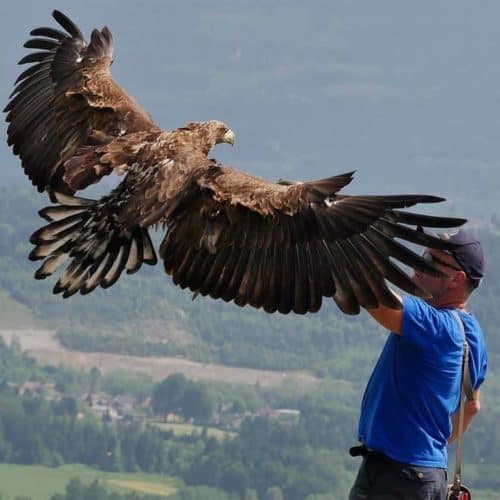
[4,10,160,194]
[27,148,210,298]
[28,157,466,312]
[159,167,467,314]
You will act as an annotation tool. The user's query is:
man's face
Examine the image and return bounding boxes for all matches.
[413,249,462,299]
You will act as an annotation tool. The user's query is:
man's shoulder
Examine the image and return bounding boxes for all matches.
[402,295,436,314]
[401,296,463,348]
[402,296,450,325]
[403,296,469,324]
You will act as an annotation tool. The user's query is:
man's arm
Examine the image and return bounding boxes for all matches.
[448,389,481,444]
[366,291,404,334]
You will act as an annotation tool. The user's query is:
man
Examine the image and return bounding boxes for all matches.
[349,229,487,500]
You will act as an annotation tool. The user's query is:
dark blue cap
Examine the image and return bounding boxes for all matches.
[444,229,485,288]
[419,227,485,288]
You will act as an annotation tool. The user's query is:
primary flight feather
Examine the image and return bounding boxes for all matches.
[4,10,466,314]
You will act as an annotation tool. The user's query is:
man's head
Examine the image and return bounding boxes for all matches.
[414,228,485,306]
[440,229,485,290]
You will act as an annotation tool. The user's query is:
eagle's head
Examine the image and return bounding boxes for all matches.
[181,120,235,156]
[204,119,236,146]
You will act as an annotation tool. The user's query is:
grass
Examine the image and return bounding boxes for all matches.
[0,463,178,500]
[0,290,36,328]
[151,421,236,440]
[105,479,175,496]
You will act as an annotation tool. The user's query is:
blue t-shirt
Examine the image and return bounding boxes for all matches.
[358,296,487,468]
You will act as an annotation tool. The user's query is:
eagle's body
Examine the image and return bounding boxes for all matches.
[4,10,467,314]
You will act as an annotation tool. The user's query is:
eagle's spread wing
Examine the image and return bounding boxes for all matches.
[158,167,466,314]
[29,161,466,313]
[4,10,160,194]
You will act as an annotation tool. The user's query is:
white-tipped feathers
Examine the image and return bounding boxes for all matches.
[30,195,157,298]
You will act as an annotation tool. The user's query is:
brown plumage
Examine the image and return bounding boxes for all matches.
[5,10,467,314]
[4,9,160,194]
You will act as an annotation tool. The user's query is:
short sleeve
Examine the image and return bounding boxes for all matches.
[462,314,488,391]
[401,296,459,354]
[471,354,487,390]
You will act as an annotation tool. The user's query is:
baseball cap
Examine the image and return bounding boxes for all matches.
[419,227,485,288]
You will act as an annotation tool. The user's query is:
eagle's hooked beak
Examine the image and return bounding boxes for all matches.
[223,129,236,146]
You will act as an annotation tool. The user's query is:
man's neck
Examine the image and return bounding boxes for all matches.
[429,298,467,310]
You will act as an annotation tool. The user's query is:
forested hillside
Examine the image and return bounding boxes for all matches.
[0,187,387,379]
[1,186,500,499]
[1,187,499,376]
[0,332,499,499]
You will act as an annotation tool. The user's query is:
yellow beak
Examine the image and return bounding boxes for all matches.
[223,129,236,146]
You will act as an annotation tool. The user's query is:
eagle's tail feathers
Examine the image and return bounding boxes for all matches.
[30,193,157,298]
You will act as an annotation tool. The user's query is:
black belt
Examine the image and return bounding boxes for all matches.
[349,444,371,457]
[349,445,393,462]
[349,446,420,470]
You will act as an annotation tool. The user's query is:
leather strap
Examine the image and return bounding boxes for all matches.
[450,310,473,494]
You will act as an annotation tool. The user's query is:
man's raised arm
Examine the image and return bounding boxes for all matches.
[366,291,404,334]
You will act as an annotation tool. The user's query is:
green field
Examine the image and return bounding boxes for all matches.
[0,290,36,328]
[0,463,178,500]
[151,421,236,440]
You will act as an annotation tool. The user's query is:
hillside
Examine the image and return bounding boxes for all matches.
[1,186,499,378]
[0,186,384,379]
[0,186,499,497]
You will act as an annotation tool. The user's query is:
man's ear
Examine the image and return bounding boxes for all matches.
[452,270,467,288]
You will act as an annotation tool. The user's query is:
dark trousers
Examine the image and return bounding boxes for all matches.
[349,453,448,500]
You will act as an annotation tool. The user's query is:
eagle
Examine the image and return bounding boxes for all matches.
[4,10,466,315]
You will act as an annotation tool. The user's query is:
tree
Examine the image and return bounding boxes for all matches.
[264,486,284,500]
[82,480,108,500]
[89,366,101,394]
[182,382,215,422]
[22,397,43,416]
[64,477,85,500]
[0,432,12,461]
[244,490,258,500]
[55,397,78,419]
[152,373,187,420]
[220,463,249,498]
[231,397,246,414]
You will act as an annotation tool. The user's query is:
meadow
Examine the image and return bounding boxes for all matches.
[151,421,237,440]
[0,463,178,500]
